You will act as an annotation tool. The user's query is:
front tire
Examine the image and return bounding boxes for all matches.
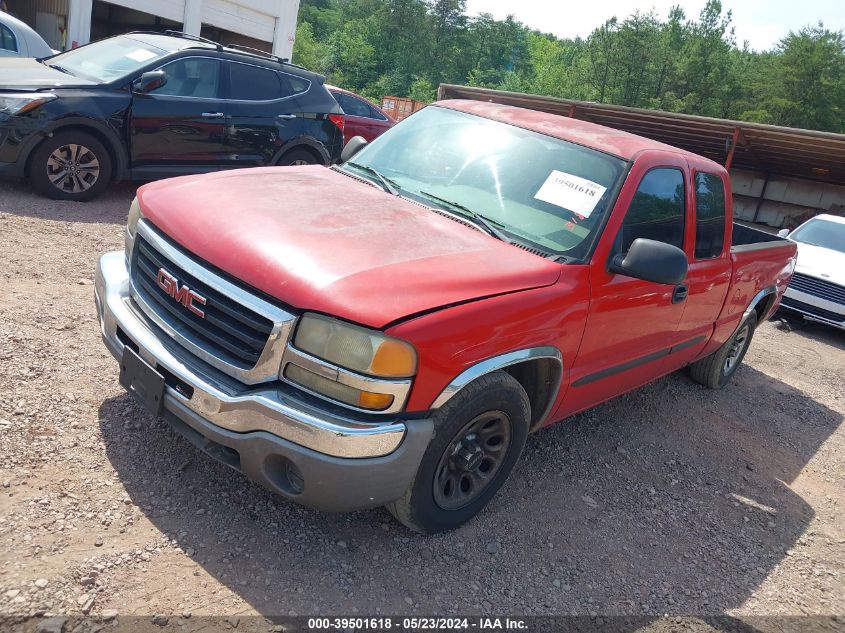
[387,371,530,534]
[29,131,113,201]
[689,311,757,389]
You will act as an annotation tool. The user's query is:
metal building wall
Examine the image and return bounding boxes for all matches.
[62,0,299,59]
[731,169,845,229]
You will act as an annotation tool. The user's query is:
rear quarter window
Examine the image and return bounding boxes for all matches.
[282,73,310,95]
[694,172,727,259]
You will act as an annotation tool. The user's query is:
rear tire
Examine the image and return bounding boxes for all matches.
[29,131,113,201]
[387,371,530,534]
[690,311,757,389]
[277,148,320,167]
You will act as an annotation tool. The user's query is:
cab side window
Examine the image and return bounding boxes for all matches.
[694,172,726,258]
[616,168,686,253]
[0,24,17,53]
[153,58,221,98]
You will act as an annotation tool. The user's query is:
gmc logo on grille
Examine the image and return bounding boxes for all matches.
[156,268,207,318]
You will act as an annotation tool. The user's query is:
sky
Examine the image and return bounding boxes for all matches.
[463,0,845,51]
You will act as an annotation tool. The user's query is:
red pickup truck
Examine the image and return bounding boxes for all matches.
[95,99,797,533]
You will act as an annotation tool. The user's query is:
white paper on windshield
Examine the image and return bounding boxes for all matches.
[125,49,157,62]
[533,170,607,218]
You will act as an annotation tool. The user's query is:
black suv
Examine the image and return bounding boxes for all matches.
[0,31,344,200]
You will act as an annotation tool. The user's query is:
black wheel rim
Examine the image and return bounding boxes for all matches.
[46,144,100,193]
[432,410,512,511]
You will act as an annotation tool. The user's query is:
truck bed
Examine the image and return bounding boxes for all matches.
[731,222,789,251]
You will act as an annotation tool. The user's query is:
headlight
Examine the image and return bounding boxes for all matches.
[0,93,56,115]
[294,313,416,378]
[127,197,142,238]
[283,313,417,412]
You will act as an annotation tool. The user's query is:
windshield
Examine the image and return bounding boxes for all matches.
[343,106,626,259]
[46,36,169,82]
[790,218,845,254]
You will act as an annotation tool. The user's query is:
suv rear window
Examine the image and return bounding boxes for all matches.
[228,62,283,100]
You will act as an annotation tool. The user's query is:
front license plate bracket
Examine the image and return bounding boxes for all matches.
[119,347,166,417]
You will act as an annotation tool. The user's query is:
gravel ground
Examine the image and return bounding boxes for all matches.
[0,179,843,629]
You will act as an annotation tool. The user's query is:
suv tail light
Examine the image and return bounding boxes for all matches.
[328,113,345,139]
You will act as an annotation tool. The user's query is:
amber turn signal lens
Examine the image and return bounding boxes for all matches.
[357,391,395,410]
[371,340,416,377]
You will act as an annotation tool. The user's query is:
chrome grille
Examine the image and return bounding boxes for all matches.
[128,221,296,385]
[788,273,845,305]
[132,237,273,367]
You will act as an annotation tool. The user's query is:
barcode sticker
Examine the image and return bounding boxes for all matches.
[534,171,607,217]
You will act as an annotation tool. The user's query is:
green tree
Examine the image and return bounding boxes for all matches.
[293,0,845,133]
[773,24,845,131]
[292,22,330,72]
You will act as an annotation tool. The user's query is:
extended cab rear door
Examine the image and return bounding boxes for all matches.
[561,151,692,416]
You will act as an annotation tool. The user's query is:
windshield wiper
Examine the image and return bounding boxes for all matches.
[48,63,73,75]
[344,162,399,196]
[417,190,515,244]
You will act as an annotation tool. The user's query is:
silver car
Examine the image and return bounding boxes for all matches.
[0,11,55,58]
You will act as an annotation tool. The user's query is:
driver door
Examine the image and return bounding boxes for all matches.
[558,153,693,417]
[129,57,227,169]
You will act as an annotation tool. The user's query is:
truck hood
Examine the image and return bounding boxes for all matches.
[0,57,98,90]
[137,166,562,328]
[794,241,845,286]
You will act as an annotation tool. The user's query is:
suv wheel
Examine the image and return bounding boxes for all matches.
[30,131,113,201]
[387,371,530,534]
[277,148,319,167]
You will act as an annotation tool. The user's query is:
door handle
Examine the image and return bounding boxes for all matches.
[277,114,297,119]
[201,112,224,118]
[672,284,689,304]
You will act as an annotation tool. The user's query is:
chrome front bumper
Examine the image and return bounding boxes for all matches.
[95,251,427,459]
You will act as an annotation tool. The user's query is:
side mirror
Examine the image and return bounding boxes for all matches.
[341,135,368,163]
[609,238,688,285]
[133,70,167,94]
[777,228,790,238]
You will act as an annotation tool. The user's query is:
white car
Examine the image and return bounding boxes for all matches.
[0,11,55,58]
[778,214,845,330]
